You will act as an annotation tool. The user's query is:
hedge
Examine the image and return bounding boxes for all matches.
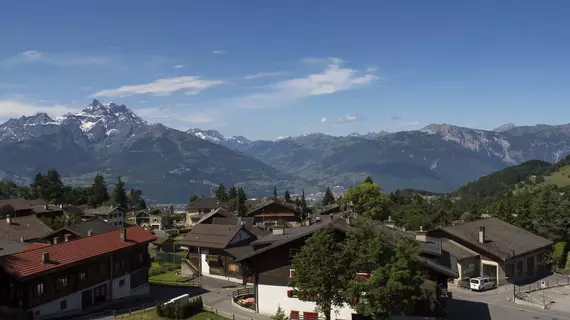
[157,296,203,319]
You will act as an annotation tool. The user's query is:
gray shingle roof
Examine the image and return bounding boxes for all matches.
[0,241,31,256]
[440,217,553,260]
[84,206,120,216]
[67,218,120,237]
[441,239,479,261]
[180,224,243,249]
[0,215,53,241]
[187,198,225,210]
[245,200,300,216]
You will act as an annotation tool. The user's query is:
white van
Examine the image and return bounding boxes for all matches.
[470,277,495,292]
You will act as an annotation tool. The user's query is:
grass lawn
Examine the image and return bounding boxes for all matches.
[541,165,570,187]
[116,310,227,320]
[149,269,186,282]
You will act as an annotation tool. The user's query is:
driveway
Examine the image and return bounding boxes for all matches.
[448,286,570,320]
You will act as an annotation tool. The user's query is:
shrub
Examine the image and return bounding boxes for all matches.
[157,296,203,319]
[552,242,568,267]
[565,252,570,270]
[271,305,288,320]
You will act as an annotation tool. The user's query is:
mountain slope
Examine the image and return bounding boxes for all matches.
[0,101,290,202]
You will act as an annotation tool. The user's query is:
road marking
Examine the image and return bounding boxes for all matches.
[451,292,570,319]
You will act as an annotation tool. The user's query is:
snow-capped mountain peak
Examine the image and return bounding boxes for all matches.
[186,128,252,148]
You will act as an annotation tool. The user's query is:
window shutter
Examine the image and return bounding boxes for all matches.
[356,272,371,279]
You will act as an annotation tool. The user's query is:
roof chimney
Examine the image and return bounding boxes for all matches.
[120,228,127,241]
[53,237,59,245]
[64,234,71,242]
[42,252,49,264]
[20,237,24,243]
[478,226,485,244]
[6,214,11,225]
[44,204,48,210]
[419,226,423,232]
[87,229,93,236]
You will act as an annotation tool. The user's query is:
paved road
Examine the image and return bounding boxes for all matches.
[449,287,570,320]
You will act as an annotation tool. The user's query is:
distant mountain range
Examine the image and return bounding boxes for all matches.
[2,100,570,202]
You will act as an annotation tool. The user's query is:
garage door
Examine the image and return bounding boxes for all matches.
[482,264,497,279]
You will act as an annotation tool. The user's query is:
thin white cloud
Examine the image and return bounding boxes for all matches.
[243,72,286,80]
[212,50,226,55]
[337,114,357,123]
[320,117,328,123]
[235,58,377,108]
[174,64,186,69]
[91,76,225,97]
[2,50,112,68]
[184,90,201,96]
[0,99,78,118]
[136,105,219,127]
[366,66,378,72]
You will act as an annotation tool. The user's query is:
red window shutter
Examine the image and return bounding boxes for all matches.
[356,272,371,279]
[290,311,300,320]
[287,290,293,297]
[247,275,253,281]
[290,269,296,277]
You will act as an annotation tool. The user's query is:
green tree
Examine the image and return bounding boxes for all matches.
[343,221,425,319]
[215,184,228,202]
[322,186,335,206]
[227,186,239,212]
[273,186,278,200]
[364,176,374,184]
[284,190,292,203]
[112,176,128,209]
[45,169,65,203]
[129,188,146,210]
[90,174,109,207]
[290,228,348,320]
[270,305,288,320]
[341,182,391,220]
[237,187,247,217]
[300,189,307,219]
[189,194,199,202]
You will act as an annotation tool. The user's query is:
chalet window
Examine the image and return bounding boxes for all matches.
[228,264,240,273]
[289,269,296,278]
[289,248,299,258]
[35,283,44,297]
[139,253,144,263]
[79,271,87,281]
[60,300,67,310]
[57,276,69,290]
[119,279,125,287]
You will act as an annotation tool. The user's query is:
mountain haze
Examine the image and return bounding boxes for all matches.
[3,102,570,202]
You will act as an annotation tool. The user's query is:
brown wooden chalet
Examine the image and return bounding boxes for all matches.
[245,200,301,225]
[37,218,120,244]
[179,223,260,282]
[0,225,156,319]
[235,214,458,318]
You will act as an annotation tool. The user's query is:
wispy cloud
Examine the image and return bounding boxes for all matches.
[2,50,112,68]
[136,105,220,128]
[174,64,187,69]
[243,72,286,80]
[391,116,401,120]
[320,117,328,123]
[91,76,225,97]
[235,58,377,108]
[366,66,378,72]
[0,99,77,118]
[337,114,357,123]
[212,50,226,55]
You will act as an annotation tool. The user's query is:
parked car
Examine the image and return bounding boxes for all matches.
[470,277,496,292]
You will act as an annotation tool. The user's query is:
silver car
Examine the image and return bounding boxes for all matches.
[470,276,496,292]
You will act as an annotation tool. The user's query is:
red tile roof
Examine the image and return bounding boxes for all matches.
[22,243,50,252]
[0,225,156,279]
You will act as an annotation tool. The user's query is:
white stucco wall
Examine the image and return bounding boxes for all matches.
[205,273,243,284]
[257,284,355,320]
[201,253,210,275]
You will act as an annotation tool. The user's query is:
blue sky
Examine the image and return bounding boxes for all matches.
[0,0,569,140]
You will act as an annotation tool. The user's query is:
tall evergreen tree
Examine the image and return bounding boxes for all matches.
[284,190,292,203]
[273,186,278,200]
[237,187,247,217]
[129,188,146,210]
[189,194,199,202]
[322,186,335,206]
[301,189,307,219]
[215,183,228,201]
[45,169,65,203]
[30,173,46,199]
[364,176,374,184]
[112,176,128,209]
[90,174,109,207]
